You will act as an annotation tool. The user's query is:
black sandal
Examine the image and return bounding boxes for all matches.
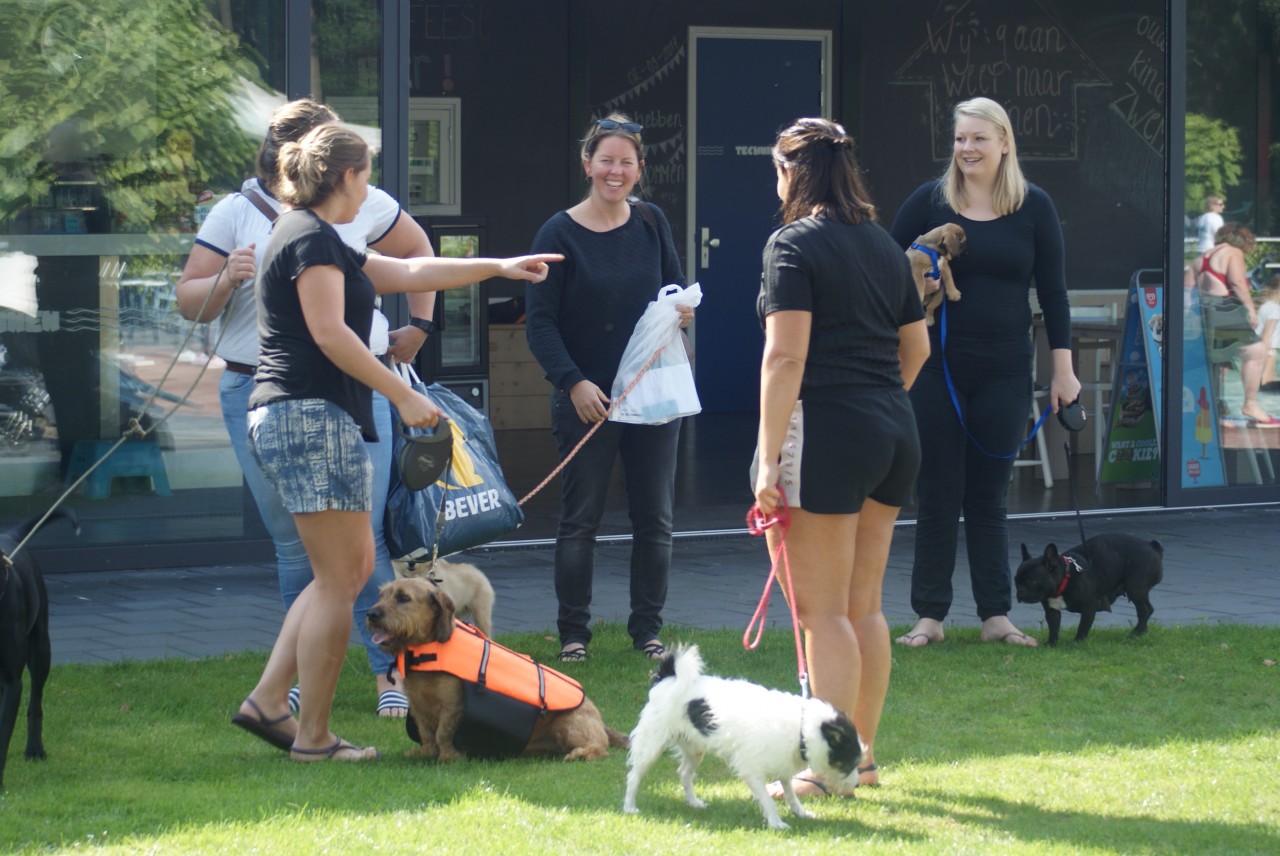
[639,639,666,660]
[557,642,588,662]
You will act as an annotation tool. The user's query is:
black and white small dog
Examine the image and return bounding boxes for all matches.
[622,645,863,830]
[1015,533,1164,646]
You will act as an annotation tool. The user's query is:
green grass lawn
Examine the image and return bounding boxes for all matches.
[1,623,1277,854]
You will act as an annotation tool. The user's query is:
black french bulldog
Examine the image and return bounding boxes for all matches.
[1,509,78,789]
[1014,533,1164,646]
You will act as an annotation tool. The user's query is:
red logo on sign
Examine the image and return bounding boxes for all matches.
[1144,288,1157,308]
[1186,459,1201,480]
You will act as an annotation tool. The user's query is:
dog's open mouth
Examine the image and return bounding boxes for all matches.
[369,628,401,650]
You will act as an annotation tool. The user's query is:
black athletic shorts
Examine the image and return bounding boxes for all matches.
[775,388,921,514]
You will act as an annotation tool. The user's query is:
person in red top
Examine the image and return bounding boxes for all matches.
[1196,223,1277,426]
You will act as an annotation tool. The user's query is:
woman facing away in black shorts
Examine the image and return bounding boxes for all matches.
[754,117,930,796]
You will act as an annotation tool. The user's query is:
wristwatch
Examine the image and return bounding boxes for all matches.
[409,317,439,335]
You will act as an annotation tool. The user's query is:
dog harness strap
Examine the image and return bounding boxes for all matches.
[401,619,585,711]
[909,241,942,280]
[477,637,491,689]
[1055,555,1084,598]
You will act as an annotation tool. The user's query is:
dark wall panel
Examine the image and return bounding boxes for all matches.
[858,0,1168,291]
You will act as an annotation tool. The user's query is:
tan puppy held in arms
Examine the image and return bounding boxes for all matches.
[907,223,967,326]
[392,557,494,638]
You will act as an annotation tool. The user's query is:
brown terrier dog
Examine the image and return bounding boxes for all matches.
[391,557,495,638]
[907,223,967,326]
[366,577,627,762]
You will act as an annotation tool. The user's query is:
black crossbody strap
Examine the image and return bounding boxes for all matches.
[241,188,278,223]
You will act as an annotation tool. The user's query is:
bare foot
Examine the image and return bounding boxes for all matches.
[858,761,880,788]
[894,618,944,647]
[980,616,1038,647]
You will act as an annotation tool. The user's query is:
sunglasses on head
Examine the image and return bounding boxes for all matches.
[596,118,643,133]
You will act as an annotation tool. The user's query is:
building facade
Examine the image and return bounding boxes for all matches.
[1,0,1276,571]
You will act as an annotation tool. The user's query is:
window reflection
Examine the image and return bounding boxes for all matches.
[0,0,286,546]
[1181,0,1280,488]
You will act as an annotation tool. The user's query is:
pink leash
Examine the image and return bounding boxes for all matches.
[743,494,811,698]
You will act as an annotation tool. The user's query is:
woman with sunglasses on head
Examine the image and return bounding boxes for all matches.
[755,118,928,795]
[889,97,1080,649]
[231,123,558,761]
[526,113,692,664]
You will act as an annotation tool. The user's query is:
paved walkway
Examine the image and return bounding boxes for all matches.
[44,505,1280,665]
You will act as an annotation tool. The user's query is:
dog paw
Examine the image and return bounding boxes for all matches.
[767,818,792,831]
[792,806,816,820]
[622,804,640,815]
[686,796,708,810]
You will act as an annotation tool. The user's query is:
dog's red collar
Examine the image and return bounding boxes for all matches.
[1054,554,1084,598]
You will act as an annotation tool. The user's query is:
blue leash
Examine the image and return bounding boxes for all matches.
[939,300,1051,460]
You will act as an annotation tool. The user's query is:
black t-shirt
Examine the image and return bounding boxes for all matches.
[757,215,922,395]
[249,208,377,440]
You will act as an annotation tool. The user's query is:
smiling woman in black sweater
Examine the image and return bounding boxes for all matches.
[526,114,691,664]
[889,97,1080,650]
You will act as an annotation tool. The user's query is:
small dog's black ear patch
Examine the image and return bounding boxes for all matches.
[821,712,863,776]
[653,651,678,684]
[685,698,717,736]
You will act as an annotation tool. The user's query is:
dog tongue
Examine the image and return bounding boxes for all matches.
[371,631,391,645]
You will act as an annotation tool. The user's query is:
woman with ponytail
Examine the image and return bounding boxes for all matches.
[231,123,559,761]
[755,117,929,795]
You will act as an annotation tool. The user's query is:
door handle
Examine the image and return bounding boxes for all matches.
[699,227,721,268]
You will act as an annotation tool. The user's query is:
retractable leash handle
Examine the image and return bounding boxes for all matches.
[1056,396,1089,544]
[396,418,453,492]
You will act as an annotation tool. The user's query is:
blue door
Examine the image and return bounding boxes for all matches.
[691,32,827,413]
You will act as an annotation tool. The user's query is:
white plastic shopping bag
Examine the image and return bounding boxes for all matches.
[610,282,703,425]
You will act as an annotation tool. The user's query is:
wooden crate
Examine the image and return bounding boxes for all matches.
[489,324,551,430]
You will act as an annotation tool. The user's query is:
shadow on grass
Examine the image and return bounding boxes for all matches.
[898,788,1280,855]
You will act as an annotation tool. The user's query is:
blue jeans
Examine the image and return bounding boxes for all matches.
[549,390,680,648]
[221,370,395,677]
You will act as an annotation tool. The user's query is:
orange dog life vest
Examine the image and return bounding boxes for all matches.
[397,620,585,713]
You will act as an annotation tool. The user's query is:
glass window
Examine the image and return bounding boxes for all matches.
[0,1,286,549]
[408,98,462,215]
[314,0,383,181]
[1178,0,1280,490]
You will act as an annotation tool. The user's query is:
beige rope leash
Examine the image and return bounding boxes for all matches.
[516,344,666,507]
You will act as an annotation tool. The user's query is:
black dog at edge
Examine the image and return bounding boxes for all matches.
[1,509,78,789]
[1014,532,1164,646]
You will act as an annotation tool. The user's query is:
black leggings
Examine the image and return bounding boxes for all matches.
[908,364,1032,621]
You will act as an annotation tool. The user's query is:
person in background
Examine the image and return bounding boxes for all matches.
[525,113,692,663]
[1197,194,1226,255]
[231,123,558,760]
[754,118,928,795]
[1256,274,1280,391]
[178,99,438,719]
[1197,223,1278,426]
[890,97,1080,649]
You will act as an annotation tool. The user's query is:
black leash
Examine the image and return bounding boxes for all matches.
[1057,399,1088,544]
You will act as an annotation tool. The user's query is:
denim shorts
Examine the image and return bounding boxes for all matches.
[247,398,373,514]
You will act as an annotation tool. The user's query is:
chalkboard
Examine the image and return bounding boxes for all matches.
[860,0,1168,290]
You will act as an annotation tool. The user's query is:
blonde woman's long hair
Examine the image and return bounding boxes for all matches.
[939,97,1027,216]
